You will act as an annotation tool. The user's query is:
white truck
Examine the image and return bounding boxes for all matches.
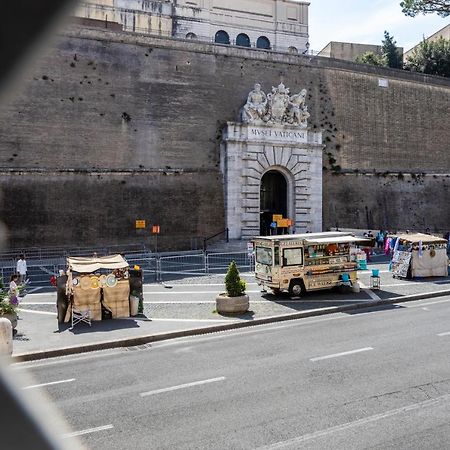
[253,231,368,296]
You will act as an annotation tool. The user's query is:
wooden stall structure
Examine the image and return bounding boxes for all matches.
[59,254,141,324]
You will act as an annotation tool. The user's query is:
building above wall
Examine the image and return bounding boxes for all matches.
[404,23,450,61]
[318,41,403,63]
[75,0,309,53]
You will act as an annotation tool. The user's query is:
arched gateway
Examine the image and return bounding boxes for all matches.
[221,82,324,239]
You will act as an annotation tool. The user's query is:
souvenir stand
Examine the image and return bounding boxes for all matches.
[60,254,137,324]
[390,233,448,279]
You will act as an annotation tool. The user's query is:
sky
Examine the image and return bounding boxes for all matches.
[308,0,450,52]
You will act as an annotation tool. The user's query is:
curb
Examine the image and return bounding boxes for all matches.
[12,288,450,362]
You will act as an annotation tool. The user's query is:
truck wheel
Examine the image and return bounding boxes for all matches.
[289,279,305,297]
[271,288,281,296]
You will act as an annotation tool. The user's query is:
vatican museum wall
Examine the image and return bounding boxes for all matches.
[0,25,449,249]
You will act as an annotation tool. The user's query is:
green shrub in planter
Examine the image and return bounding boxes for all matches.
[225,261,246,297]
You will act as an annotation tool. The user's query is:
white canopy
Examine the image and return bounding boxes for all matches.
[67,254,129,273]
[304,236,369,245]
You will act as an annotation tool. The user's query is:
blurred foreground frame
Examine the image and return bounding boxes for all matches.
[1,2,83,448]
[0,1,77,101]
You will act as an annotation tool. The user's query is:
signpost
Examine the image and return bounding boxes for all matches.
[152,225,160,253]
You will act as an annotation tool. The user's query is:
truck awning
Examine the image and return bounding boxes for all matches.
[304,236,370,245]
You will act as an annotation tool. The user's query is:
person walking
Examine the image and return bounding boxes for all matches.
[16,254,27,284]
[376,230,384,253]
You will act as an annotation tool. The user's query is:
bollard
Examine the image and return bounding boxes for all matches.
[0,317,13,356]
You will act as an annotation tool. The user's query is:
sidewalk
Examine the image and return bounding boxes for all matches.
[11,260,450,361]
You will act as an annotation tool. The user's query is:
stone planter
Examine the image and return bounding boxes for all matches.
[216,293,249,314]
[0,313,17,330]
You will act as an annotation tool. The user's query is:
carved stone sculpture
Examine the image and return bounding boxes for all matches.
[242,83,267,124]
[241,83,310,128]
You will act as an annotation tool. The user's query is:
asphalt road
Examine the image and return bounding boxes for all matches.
[12,294,450,449]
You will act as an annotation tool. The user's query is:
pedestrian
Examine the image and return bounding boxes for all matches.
[376,230,384,252]
[9,274,20,313]
[16,254,27,284]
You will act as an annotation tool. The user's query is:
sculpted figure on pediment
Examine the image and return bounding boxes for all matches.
[266,83,290,124]
[287,88,310,128]
[241,83,310,127]
[241,83,267,124]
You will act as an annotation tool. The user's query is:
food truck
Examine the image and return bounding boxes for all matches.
[253,232,369,296]
[389,233,448,279]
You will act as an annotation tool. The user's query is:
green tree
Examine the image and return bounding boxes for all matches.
[404,37,450,77]
[355,51,386,66]
[382,31,403,68]
[400,0,450,16]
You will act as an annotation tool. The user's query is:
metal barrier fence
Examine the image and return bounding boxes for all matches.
[0,251,253,287]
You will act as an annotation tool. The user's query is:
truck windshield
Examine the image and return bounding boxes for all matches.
[256,246,272,265]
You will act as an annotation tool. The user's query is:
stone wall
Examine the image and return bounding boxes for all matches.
[0,25,449,249]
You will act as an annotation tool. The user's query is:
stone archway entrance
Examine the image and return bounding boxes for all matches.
[220,82,324,240]
[260,170,287,235]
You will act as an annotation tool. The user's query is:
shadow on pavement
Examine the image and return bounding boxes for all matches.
[260,288,373,312]
[345,303,406,315]
[55,317,149,334]
[216,311,255,320]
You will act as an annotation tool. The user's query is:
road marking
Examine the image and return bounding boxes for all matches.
[27,287,44,294]
[63,424,114,438]
[140,377,225,397]
[405,298,450,308]
[257,392,450,449]
[437,331,450,336]
[22,378,75,390]
[19,302,55,305]
[18,308,57,315]
[148,318,232,323]
[144,290,263,295]
[310,347,373,362]
[148,282,258,288]
[359,285,381,301]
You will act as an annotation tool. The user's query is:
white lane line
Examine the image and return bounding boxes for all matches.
[405,298,450,308]
[258,392,450,449]
[310,347,373,362]
[18,308,57,315]
[360,287,381,301]
[144,290,263,295]
[63,424,114,438]
[437,331,450,336]
[19,302,55,305]
[140,376,225,397]
[22,378,76,390]
[26,287,44,294]
[149,318,232,323]
[148,282,258,288]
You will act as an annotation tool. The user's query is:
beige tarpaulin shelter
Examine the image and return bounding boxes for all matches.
[65,254,131,323]
[67,254,128,273]
[391,233,448,278]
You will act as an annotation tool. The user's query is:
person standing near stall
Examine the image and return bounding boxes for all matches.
[16,254,27,284]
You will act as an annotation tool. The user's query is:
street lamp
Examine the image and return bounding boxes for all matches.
[302,41,310,55]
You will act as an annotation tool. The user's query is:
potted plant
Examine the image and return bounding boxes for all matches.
[0,285,19,330]
[216,261,249,314]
